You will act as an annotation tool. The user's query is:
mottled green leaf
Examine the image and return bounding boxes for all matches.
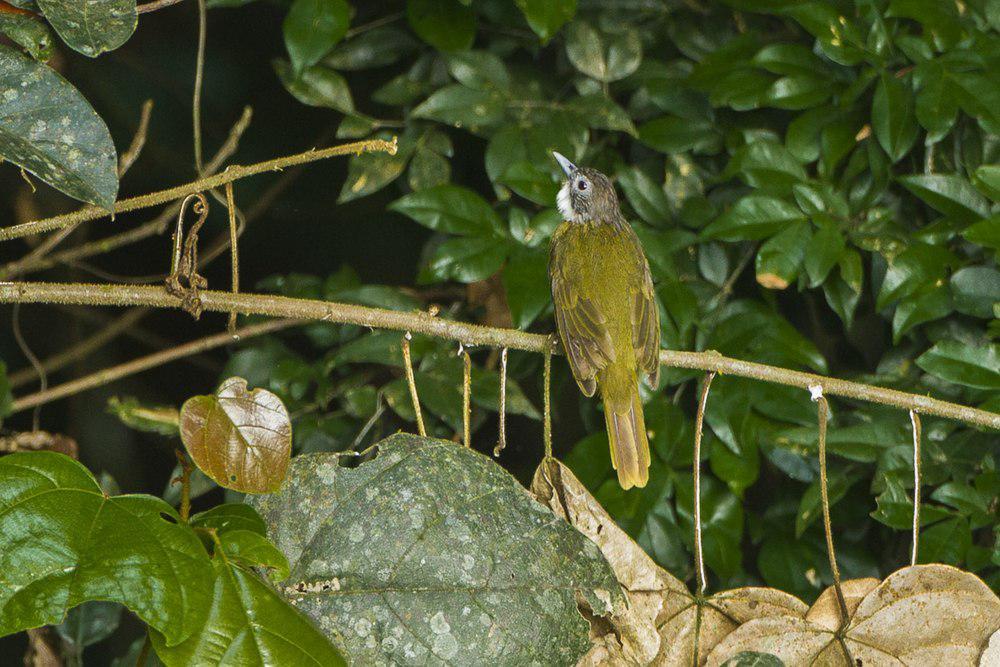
[0,452,211,645]
[37,0,135,57]
[0,44,118,207]
[564,20,641,83]
[755,221,810,290]
[248,435,621,665]
[0,13,52,60]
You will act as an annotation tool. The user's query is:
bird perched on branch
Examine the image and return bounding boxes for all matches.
[549,152,660,489]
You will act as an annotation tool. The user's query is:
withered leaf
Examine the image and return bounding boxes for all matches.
[180,377,292,493]
[706,564,1000,666]
[530,458,807,665]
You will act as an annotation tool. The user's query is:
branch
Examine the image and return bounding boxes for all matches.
[137,0,185,13]
[9,319,299,412]
[0,137,398,242]
[2,282,997,430]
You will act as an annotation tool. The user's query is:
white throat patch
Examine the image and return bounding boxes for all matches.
[557,182,578,222]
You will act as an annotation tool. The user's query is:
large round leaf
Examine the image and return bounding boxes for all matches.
[248,434,622,665]
[36,0,136,57]
[0,452,211,646]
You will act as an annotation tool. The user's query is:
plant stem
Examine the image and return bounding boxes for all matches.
[9,318,298,412]
[137,0,185,13]
[0,137,397,242]
[693,371,715,596]
[2,282,996,430]
[910,410,922,566]
[543,347,552,458]
[815,394,850,630]
[401,334,426,437]
[193,0,207,174]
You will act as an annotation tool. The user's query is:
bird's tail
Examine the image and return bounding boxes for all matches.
[602,377,650,490]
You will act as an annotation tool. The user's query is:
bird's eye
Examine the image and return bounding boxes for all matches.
[577,180,588,191]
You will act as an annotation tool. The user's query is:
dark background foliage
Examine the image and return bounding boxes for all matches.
[0,0,998,662]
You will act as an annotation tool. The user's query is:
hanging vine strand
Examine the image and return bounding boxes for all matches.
[401,333,426,437]
[461,345,471,448]
[813,386,849,626]
[2,282,998,432]
[543,346,552,459]
[910,409,923,567]
[493,348,508,457]
[224,180,240,337]
[692,371,716,596]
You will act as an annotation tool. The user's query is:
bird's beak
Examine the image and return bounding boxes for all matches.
[553,151,577,178]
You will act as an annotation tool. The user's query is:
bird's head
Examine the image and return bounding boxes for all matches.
[553,152,621,224]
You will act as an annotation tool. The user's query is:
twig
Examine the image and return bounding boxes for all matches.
[8,307,151,388]
[543,347,552,458]
[137,0,185,13]
[175,449,193,522]
[461,346,471,447]
[119,100,154,178]
[493,348,508,457]
[224,180,239,336]
[0,137,398,242]
[813,389,849,625]
[193,0,207,174]
[910,410,922,566]
[401,333,425,436]
[9,319,299,413]
[693,371,716,596]
[1,283,998,430]
[0,107,253,279]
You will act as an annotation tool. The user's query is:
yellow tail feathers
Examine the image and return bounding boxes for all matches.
[602,381,650,489]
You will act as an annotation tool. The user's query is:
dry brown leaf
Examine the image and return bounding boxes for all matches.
[0,431,78,458]
[980,629,1000,666]
[706,564,1000,666]
[179,376,291,493]
[531,458,807,666]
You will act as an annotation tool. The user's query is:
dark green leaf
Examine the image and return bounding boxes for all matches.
[872,72,917,163]
[0,44,118,208]
[55,601,122,659]
[892,284,952,342]
[407,0,475,52]
[37,0,135,57]
[721,652,785,667]
[897,175,991,223]
[974,165,1000,201]
[703,196,805,241]
[502,245,550,328]
[283,0,350,73]
[427,235,508,283]
[915,63,958,143]
[0,13,52,60]
[755,221,810,290]
[274,60,353,113]
[918,516,971,566]
[248,435,622,665]
[617,165,671,225]
[638,115,719,154]
[412,84,505,130]
[564,20,641,83]
[390,184,504,236]
[950,266,1000,319]
[803,216,845,287]
[515,0,576,42]
[876,242,956,309]
[0,452,211,645]
[324,27,417,70]
[445,51,509,90]
[916,340,1000,390]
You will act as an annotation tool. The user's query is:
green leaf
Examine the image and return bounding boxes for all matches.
[915,63,958,143]
[0,44,118,208]
[962,216,1000,250]
[675,475,744,579]
[274,60,353,113]
[106,396,180,436]
[638,115,719,154]
[796,469,851,537]
[803,216,845,287]
[892,284,952,342]
[918,516,971,566]
[37,0,135,57]
[722,652,785,667]
[324,26,418,70]
[725,140,807,193]
[283,0,350,73]
[55,601,122,660]
[897,175,991,223]
[426,236,508,283]
[498,160,559,205]
[515,0,575,42]
[338,131,410,203]
[617,165,671,225]
[408,146,451,190]
[0,13,53,61]
[755,221,810,290]
[703,196,805,241]
[503,245,550,328]
[710,436,760,498]
[872,72,917,163]
[190,503,267,536]
[0,452,211,645]
[445,51,510,90]
[564,20,641,83]
[950,266,1000,319]
[412,84,505,130]
[390,184,504,237]
[876,242,956,309]
[974,165,1000,201]
[564,93,635,135]
[247,435,621,665]
[407,0,475,52]
[152,530,341,666]
[916,340,1000,390]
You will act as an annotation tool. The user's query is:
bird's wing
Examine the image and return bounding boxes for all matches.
[627,229,661,387]
[550,231,615,397]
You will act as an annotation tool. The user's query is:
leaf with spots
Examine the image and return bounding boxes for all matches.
[180,377,292,494]
[0,44,118,208]
[37,0,136,57]
[151,504,345,667]
[247,434,622,665]
[0,451,212,646]
[531,458,808,665]
[706,565,1000,665]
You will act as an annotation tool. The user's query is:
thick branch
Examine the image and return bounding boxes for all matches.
[0,138,397,242]
[1,282,997,430]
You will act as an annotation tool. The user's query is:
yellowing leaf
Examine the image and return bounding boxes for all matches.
[180,377,292,493]
[530,458,807,665]
[706,565,1000,666]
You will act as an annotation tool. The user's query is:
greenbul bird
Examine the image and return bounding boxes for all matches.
[549,152,660,489]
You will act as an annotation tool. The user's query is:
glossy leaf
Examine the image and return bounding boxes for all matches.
[283,0,350,73]
[37,0,135,57]
[872,72,917,163]
[916,340,1000,390]
[180,377,293,493]
[897,175,990,223]
[407,0,475,52]
[515,0,575,42]
[703,195,805,241]
[0,452,211,645]
[564,20,641,83]
[0,44,118,208]
[390,184,504,237]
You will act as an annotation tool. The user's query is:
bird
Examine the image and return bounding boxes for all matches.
[548,152,660,489]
